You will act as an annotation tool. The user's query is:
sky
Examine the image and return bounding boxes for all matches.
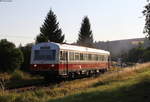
[0,0,147,46]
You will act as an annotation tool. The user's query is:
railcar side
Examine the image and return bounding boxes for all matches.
[59,50,110,77]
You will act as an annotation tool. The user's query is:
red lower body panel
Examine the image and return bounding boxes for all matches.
[30,62,109,72]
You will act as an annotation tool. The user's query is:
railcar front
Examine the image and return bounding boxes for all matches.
[30,42,60,77]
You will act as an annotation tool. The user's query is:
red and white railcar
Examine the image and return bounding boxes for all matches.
[30,42,110,78]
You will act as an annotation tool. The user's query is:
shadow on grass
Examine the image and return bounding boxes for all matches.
[6,79,46,89]
[48,76,150,102]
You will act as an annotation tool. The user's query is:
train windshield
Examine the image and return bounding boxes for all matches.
[34,50,56,61]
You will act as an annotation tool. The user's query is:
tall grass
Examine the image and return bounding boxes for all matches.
[0,62,150,102]
[0,69,44,90]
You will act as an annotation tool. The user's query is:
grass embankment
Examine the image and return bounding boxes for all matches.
[0,63,150,102]
[0,70,43,89]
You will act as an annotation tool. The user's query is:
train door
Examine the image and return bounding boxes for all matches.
[60,51,68,75]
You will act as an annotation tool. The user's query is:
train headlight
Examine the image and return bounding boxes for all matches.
[51,64,55,67]
[34,64,37,67]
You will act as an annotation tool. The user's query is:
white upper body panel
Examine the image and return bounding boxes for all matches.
[31,42,110,64]
[32,42,110,55]
[59,43,110,55]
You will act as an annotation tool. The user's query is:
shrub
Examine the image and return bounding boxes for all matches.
[143,50,150,62]
[19,43,33,72]
[0,39,23,72]
[10,70,24,80]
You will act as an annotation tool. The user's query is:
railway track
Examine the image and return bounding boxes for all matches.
[5,76,72,92]
[6,81,49,92]
[4,77,84,92]
[8,85,54,93]
[5,69,123,93]
[6,80,61,93]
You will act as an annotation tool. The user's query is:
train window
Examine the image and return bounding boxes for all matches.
[101,55,104,61]
[103,56,105,61]
[88,54,92,60]
[105,56,108,61]
[91,54,94,61]
[80,53,84,60]
[104,56,107,61]
[60,51,63,60]
[96,55,98,61]
[98,55,102,61]
[93,54,97,61]
[91,54,94,60]
[75,53,80,60]
[60,51,68,61]
[83,54,88,61]
[69,52,74,61]
[34,50,56,61]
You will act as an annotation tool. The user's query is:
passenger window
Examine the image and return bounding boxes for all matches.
[102,55,104,61]
[93,54,97,61]
[91,54,94,61]
[105,56,108,61]
[98,55,102,61]
[60,51,63,60]
[88,54,92,60]
[69,52,74,61]
[60,51,68,61]
[80,53,84,60]
[96,55,98,61]
[83,54,88,61]
[75,53,80,60]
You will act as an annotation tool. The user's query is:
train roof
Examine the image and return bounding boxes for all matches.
[34,42,110,55]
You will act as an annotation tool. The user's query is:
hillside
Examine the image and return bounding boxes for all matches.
[95,38,150,56]
[0,63,150,102]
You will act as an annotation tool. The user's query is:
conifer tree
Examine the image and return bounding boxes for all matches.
[143,1,150,40]
[77,16,94,47]
[36,9,65,43]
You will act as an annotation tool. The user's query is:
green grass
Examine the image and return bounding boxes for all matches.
[0,63,150,102]
[0,69,44,89]
[50,71,150,102]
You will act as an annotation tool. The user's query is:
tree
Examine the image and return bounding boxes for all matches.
[0,39,23,72]
[77,16,94,47]
[127,47,144,63]
[143,1,150,40]
[143,47,150,62]
[143,50,150,62]
[19,43,33,72]
[36,9,65,43]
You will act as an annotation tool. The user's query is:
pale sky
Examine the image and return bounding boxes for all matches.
[0,0,147,46]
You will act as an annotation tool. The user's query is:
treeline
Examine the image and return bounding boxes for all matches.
[0,39,33,72]
[0,39,23,72]
[120,45,150,63]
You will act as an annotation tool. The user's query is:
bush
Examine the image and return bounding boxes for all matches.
[143,50,150,62]
[0,39,23,72]
[19,43,33,72]
[127,47,144,63]
[10,70,24,80]
[122,46,150,63]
